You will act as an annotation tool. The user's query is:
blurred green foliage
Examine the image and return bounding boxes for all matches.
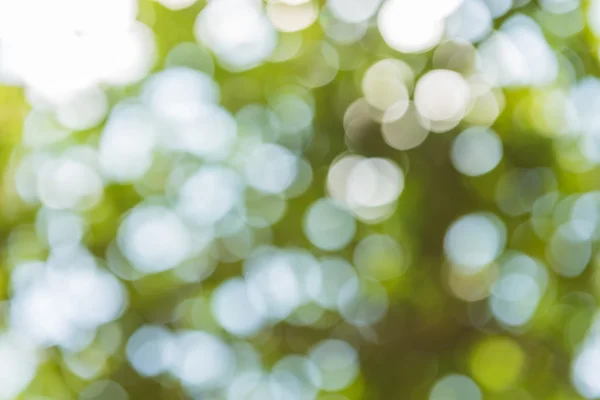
[3,0,600,399]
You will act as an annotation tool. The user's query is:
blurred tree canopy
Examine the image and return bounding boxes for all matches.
[1,0,600,399]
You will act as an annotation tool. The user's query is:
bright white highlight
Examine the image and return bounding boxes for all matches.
[451,127,503,176]
[444,213,506,274]
[118,205,192,274]
[194,0,277,71]
[211,278,266,337]
[304,199,356,251]
[378,0,445,53]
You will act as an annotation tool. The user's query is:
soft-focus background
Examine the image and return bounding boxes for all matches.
[1,0,600,399]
